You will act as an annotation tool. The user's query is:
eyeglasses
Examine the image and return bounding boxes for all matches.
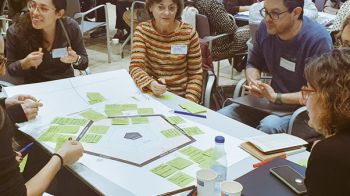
[301,85,316,100]
[27,0,56,14]
[259,8,290,20]
[156,5,177,13]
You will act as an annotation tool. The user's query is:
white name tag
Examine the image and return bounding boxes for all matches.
[171,45,187,55]
[280,57,296,72]
[52,48,68,58]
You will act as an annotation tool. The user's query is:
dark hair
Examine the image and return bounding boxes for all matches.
[52,0,67,11]
[145,0,184,20]
[283,0,304,20]
[13,0,67,52]
[304,48,350,135]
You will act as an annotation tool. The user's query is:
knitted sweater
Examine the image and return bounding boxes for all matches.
[129,20,203,103]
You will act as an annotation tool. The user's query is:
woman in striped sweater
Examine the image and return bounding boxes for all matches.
[129,0,203,103]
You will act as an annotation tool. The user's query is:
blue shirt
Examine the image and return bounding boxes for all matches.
[247,16,333,93]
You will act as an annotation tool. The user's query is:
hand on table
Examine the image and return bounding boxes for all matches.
[149,78,167,96]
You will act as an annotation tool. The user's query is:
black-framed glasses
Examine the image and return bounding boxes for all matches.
[259,8,290,20]
[301,85,316,100]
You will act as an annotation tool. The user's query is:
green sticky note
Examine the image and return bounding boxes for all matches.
[297,159,308,167]
[80,110,106,122]
[167,157,193,170]
[121,104,138,111]
[105,104,122,111]
[81,134,102,143]
[168,172,194,187]
[190,153,211,164]
[52,117,88,126]
[151,164,178,178]
[203,148,214,157]
[54,136,68,152]
[137,108,154,115]
[19,155,28,173]
[87,92,105,103]
[105,109,123,117]
[57,125,80,134]
[180,146,203,157]
[199,159,217,169]
[38,126,59,141]
[183,127,204,136]
[166,116,185,125]
[112,118,129,125]
[161,128,182,138]
[89,125,109,134]
[131,117,149,124]
[159,94,175,100]
[179,102,207,114]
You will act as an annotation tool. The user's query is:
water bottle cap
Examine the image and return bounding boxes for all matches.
[215,136,225,143]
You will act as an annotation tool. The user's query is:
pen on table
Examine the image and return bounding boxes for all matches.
[253,154,287,168]
[19,142,34,153]
[173,110,207,118]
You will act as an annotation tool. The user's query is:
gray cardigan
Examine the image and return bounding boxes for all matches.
[6,16,88,84]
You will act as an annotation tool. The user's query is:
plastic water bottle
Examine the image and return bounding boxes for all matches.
[210,136,227,194]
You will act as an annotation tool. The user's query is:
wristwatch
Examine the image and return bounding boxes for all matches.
[73,55,82,66]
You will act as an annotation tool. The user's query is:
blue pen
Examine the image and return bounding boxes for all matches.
[173,110,207,118]
[19,142,34,153]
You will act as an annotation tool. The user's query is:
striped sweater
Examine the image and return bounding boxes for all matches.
[129,20,203,103]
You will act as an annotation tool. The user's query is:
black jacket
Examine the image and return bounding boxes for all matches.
[6,16,88,84]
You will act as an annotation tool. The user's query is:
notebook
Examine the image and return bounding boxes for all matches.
[240,134,307,160]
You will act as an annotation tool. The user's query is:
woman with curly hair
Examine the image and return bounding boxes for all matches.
[6,0,88,84]
[303,48,350,195]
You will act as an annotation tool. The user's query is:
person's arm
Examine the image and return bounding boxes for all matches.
[5,26,27,76]
[70,19,88,70]
[129,25,155,91]
[25,141,83,196]
[185,31,203,103]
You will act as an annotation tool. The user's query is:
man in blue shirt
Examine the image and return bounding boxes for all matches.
[219,0,333,134]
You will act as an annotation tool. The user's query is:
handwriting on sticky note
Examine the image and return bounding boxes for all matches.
[87,92,106,105]
[180,146,203,157]
[131,117,149,124]
[183,127,204,136]
[161,128,182,138]
[168,172,194,187]
[52,117,88,126]
[137,108,154,115]
[151,164,178,178]
[81,134,102,143]
[105,109,123,117]
[167,157,193,170]
[112,118,129,125]
[80,110,106,122]
[38,126,59,141]
[57,125,80,134]
[121,104,138,111]
[89,125,109,134]
[179,102,207,114]
[190,153,211,164]
[166,116,185,125]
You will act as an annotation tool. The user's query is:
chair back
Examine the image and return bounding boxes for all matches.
[314,0,326,11]
[195,14,210,39]
[65,0,81,18]
[105,3,116,33]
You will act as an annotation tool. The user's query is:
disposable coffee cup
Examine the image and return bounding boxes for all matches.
[196,169,217,196]
[221,181,243,196]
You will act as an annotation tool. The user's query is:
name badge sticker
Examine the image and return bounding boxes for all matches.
[171,45,187,55]
[52,48,68,58]
[280,57,296,72]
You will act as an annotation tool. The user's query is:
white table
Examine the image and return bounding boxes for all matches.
[5,70,309,195]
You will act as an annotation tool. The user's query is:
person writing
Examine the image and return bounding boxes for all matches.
[129,0,203,103]
[303,48,350,195]
[6,0,88,84]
